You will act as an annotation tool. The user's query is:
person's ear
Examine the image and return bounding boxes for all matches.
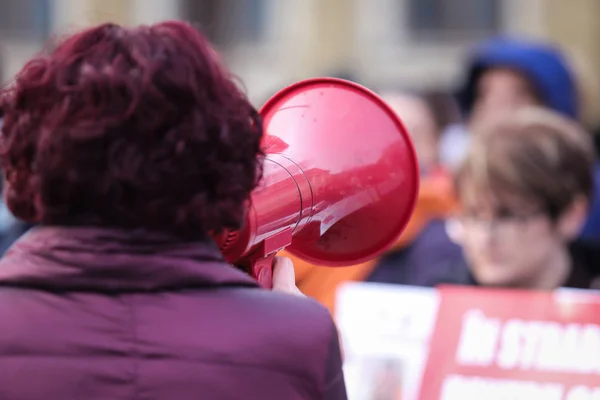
[556,196,589,241]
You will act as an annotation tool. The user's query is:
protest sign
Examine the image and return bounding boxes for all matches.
[419,286,600,400]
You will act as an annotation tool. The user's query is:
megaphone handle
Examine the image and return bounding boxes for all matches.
[250,253,276,289]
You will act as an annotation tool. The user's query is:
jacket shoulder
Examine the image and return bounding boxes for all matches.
[225,288,337,343]
[220,288,345,396]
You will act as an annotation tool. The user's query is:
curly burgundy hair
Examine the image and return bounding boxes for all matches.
[0,21,263,238]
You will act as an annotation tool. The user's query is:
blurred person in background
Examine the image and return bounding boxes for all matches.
[439,36,600,243]
[288,90,462,314]
[382,91,442,175]
[0,179,30,254]
[0,118,31,255]
[0,21,346,400]
[447,107,599,290]
[366,91,463,285]
[440,36,578,169]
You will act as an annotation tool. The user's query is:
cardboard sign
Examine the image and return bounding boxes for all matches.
[419,286,600,400]
[336,282,439,400]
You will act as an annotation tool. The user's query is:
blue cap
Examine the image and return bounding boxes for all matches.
[458,37,578,119]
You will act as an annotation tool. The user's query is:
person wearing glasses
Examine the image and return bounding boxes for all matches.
[447,106,599,290]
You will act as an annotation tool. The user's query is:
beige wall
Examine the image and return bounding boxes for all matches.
[543,0,600,74]
[53,0,180,27]
[1,0,598,115]
[308,0,354,76]
[543,0,600,125]
[52,0,129,30]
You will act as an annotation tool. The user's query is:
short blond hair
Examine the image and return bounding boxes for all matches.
[456,106,595,219]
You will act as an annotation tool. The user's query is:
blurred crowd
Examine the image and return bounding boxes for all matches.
[288,35,600,313]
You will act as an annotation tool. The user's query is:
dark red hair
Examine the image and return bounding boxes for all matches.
[0,21,263,238]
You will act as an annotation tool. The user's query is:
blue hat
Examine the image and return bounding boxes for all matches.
[458,37,578,119]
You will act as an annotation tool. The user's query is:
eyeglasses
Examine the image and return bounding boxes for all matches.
[457,211,545,238]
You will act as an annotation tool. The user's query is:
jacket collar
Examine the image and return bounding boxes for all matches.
[0,226,259,292]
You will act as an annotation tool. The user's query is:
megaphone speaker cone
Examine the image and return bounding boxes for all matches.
[215,78,419,287]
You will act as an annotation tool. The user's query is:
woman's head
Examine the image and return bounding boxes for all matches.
[0,22,263,239]
[455,107,595,288]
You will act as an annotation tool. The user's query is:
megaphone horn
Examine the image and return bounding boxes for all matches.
[215,78,419,288]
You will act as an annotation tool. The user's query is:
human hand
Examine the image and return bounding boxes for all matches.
[271,256,305,296]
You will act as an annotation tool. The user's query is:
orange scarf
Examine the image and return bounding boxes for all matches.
[283,169,458,314]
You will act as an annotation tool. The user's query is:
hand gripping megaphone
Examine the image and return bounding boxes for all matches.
[215,78,419,288]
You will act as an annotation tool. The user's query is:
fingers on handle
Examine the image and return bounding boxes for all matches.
[272,256,304,296]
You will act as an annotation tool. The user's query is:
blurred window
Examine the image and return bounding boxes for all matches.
[407,0,501,41]
[0,0,51,40]
[183,0,267,48]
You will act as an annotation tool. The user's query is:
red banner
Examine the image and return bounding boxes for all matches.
[418,286,600,400]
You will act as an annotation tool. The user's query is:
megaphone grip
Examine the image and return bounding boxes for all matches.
[244,227,293,288]
[252,254,275,289]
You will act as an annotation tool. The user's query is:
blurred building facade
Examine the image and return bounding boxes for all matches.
[0,0,598,109]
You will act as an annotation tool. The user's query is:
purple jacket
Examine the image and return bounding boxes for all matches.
[0,227,346,400]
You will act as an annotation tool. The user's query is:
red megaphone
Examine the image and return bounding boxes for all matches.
[215,78,419,288]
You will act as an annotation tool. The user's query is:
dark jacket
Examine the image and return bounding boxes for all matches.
[0,227,346,400]
[368,219,467,286]
[0,220,30,256]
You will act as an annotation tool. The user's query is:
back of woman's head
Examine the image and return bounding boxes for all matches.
[0,21,263,239]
